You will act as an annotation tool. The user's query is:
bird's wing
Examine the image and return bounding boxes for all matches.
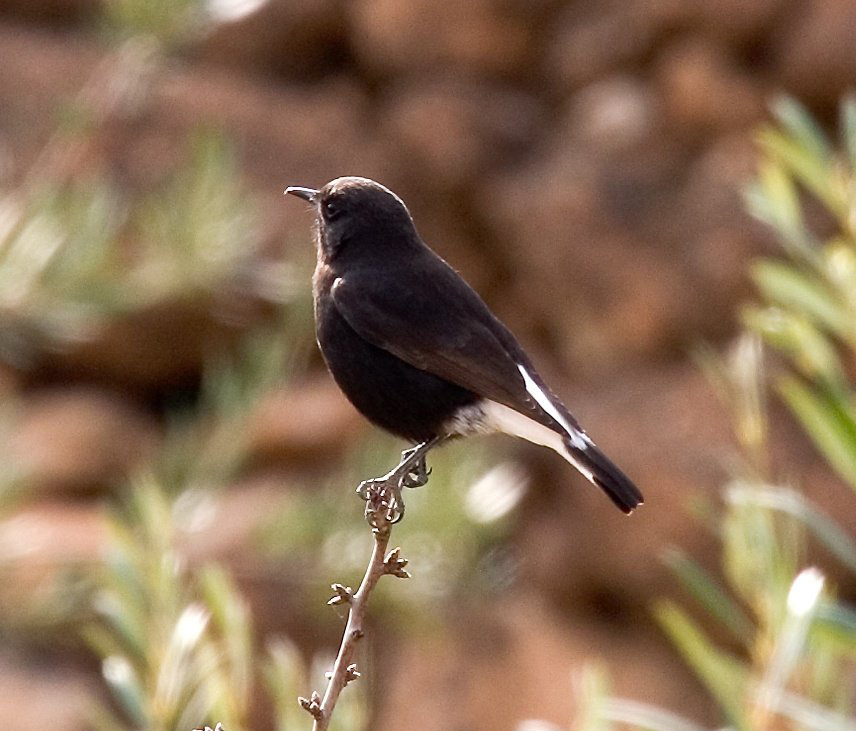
[332,262,644,514]
[330,261,576,432]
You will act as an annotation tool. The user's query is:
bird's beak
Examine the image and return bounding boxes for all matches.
[284,186,319,203]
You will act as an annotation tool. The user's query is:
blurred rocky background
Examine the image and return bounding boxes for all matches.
[0,1,854,731]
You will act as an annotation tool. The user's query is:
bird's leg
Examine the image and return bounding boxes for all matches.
[356,437,443,524]
[400,445,431,489]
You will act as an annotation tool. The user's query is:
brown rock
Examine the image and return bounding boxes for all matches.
[248,375,364,465]
[178,475,296,565]
[0,0,95,28]
[0,25,101,173]
[376,594,717,731]
[517,363,728,604]
[687,0,787,47]
[0,360,20,398]
[678,133,766,295]
[379,79,543,189]
[51,296,264,390]
[771,0,856,108]
[477,137,703,375]
[133,66,380,192]
[546,5,660,90]
[636,0,787,46]
[563,76,661,153]
[655,38,765,139]
[198,0,348,80]
[349,0,535,78]
[0,500,105,617]
[9,387,158,494]
[0,650,99,731]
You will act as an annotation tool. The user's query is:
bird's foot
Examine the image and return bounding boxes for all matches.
[355,437,443,526]
[399,446,432,489]
[356,477,405,525]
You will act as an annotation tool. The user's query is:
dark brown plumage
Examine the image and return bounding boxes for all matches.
[286,177,643,513]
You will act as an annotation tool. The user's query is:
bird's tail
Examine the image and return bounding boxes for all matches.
[563,436,644,514]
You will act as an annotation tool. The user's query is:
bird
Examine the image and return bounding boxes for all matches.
[285,177,643,515]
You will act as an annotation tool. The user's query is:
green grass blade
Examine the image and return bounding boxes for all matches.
[775,690,856,731]
[574,663,612,731]
[778,376,856,493]
[662,547,754,645]
[772,97,833,163]
[813,601,856,656]
[744,161,813,257]
[655,601,749,729]
[751,261,849,337]
[726,485,856,573]
[841,94,856,176]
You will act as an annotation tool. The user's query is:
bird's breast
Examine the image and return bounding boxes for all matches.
[312,259,337,297]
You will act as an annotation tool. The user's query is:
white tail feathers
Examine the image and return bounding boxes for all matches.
[482,394,643,514]
[481,400,595,482]
[517,365,591,450]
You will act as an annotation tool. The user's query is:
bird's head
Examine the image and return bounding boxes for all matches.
[285,177,417,260]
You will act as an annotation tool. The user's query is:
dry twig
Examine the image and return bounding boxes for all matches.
[299,446,434,730]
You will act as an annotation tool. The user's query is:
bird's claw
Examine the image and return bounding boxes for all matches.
[356,478,405,524]
[355,478,380,501]
[400,450,431,489]
[355,439,440,526]
[402,465,431,488]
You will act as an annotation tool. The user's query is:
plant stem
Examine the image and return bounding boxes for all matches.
[301,446,432,729]
[312,523,391,731]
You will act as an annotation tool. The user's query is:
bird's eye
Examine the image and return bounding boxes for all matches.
[323,199,344,222]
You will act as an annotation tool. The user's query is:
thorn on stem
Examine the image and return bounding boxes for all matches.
[324,662,361,684]
[345,663,361,684]
[327,583,354,606]
[383,547,410,578]
[298,690,323,720]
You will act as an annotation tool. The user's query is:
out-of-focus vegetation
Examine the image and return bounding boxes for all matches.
[102,0,206,47]
[0,126,509,731]
[0,132,268,367]
[88,480,256,731]
[77,343,511,731]
[0,2,515,729]
[562,100,856,731]
[4,0,856,727]
[746,97,856,496]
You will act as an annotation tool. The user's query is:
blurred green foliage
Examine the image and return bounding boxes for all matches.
[570,99,856,731]
[102,0,208,48]
[86,473,372,731]
[0,2,523,730]
[746,97,856,494]
[0,131,279,367]
[78,305,511,730]
[87,479,255,731]
[12,0,856,726]
[258,438,521,622]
